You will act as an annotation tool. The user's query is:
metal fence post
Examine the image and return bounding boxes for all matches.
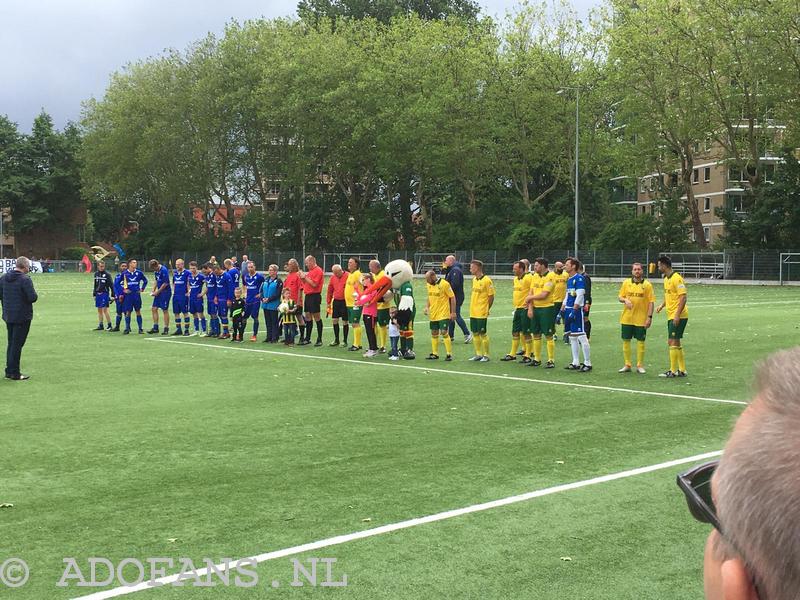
[752,251,755,281]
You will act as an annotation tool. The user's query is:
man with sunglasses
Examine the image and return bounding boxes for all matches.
[678,348,799,600]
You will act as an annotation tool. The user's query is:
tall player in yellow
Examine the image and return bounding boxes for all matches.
[369,259,391,352]
[424,270,456,361]
[655,255,688,377]
[468,260,494,362]
[526,258,557,368]
[617,262,655,374]
[501,261,533,363]
[344,257,363,351]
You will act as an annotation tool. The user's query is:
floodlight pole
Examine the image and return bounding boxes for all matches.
[559,87,581,259]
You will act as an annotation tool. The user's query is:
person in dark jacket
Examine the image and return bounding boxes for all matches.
[0,257,38,380]
[443,255,471,343]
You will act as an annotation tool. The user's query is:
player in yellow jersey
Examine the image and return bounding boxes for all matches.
[468,260,494,362]
[617,262,655,374]
[424,270,456,361]
[551,261,568,342]
[525,258,557,368]
[369,259,391,353]
[655,255,688,377]
[344,257,363,351]
[501,261,533,363]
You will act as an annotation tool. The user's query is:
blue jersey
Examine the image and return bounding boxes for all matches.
[564,273,585,309]
[188,272,205,299]
[154,265,170,293]
[122,269,148,293]
[217,272,232,302]
[172,269,190,296]
[113,273,125,297]
[227,267,240,290]
[205,272,217,300]
[244,272,265,303]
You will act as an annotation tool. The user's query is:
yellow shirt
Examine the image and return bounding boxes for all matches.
[551,270,568,303]
[619,278,656,326]
[470,275,495,318]
[427,279,455,321]
[373,270,391,309]
[512,273,533,309]
[663,272,689,319]
[530,271,556,308]
[345,269,362,307]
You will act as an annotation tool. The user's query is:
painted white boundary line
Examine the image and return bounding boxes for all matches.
[73,449,722,599]
[147,338,747,406]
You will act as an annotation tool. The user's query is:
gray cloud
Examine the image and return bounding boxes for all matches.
[0,0,599,132]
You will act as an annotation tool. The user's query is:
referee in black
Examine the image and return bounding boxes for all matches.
[93,260,114,330]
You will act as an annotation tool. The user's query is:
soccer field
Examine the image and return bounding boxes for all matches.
[2,274,798,599]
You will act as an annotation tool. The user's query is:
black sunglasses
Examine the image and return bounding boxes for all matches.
[677,459,722,532]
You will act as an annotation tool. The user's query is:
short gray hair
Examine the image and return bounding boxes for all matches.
[715,347,800,600]
[16,256,30,270]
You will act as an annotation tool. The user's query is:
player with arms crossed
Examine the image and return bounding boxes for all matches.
[121,259,148,335]
[562,257,592,372]
[617,262,655,374]
[468,260,494,362]
[171,258,191,336]
[655,255,689,378]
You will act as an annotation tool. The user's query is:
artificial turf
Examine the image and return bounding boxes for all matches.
[1,274,797,599]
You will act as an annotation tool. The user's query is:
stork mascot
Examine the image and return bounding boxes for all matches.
[359,259,416,359]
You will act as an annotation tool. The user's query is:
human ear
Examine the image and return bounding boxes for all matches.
[720,558,760,600]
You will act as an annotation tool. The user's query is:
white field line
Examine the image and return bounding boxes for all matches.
[147,338,747,406]
[73,449,722,599]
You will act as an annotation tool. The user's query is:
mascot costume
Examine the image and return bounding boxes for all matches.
[359,259,416,359]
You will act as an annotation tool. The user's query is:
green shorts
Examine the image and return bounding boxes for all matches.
[531,305,556,336]
[347,306,362,324]
[377,308,391,326]
[512,308,531,335]
[621,323,647,341]
[668,318,688,340]
[470,317,488,334]
[429,319,449,332]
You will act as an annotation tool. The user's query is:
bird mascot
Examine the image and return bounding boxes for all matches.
[359,259,416,359]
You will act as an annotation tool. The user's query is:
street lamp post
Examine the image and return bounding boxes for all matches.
[558,87,581,259]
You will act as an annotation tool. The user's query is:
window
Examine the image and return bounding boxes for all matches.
[704,198,711,213]
[704,167,711,182]
[639,178,647,194]
[703,227,710,242]
[763,164,775,183]
[692,169,699,184]
[268,183,280,195]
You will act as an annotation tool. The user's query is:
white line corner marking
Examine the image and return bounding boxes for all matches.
[148,338,747,406]
[73,449,721,599]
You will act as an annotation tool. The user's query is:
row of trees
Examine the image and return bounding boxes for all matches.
[5,0,800,255]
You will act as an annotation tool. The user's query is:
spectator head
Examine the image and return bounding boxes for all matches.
[331,264,343,276]
[512,261,526,277]
[565,257,582,274]
[149,259,160,270]
[425,270,437,284]
[305,255,317,269]
[369,259,381,274]
[224,258,233,269]
[554,261,564,273]
[268,264,278,277]
[470,260,484,276]
[445,255,456,268]
[348,257,360,272]
[658,255,672,274]
[287,259,299,272]
[631,262,644,279]
[15,256,31,273]
[534,258,548,273]
[242,254,248,262]
[697,348,800,600]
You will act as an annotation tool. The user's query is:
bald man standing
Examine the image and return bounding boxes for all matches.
[443,255,471,344]
[299,255,324,346]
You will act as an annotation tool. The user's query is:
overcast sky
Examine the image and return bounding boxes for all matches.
[0,0,600,132]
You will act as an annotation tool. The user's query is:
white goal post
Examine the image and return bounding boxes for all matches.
[779,253,800,285]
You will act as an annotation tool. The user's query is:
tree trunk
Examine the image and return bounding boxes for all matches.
[681,151,707,248]
[398,178,414,251]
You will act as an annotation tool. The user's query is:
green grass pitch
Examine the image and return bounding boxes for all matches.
[2,274,799,599]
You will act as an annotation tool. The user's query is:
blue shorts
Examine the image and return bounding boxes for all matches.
[152,292,171,310]
[207,298,217,316]
[244,302,260,319]
[115,298,123,313]
[95,292,110,308]
[564,307,585,334]
[172,295,189,314]
[189,297,204,315]
[122,293,142,313]
[217,301,229,318]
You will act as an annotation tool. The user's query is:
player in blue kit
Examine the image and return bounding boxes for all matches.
[171,258,191,336]
[187,261,207,336]
[214,263,232,339]
[121,259,148,334]
[225,258,240,292]
[242,261,265,342]
[203,263,218,337]
[92,261,114,331]
[111,261,127,331]
[561,257,592,372]
[147,259,171,335]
